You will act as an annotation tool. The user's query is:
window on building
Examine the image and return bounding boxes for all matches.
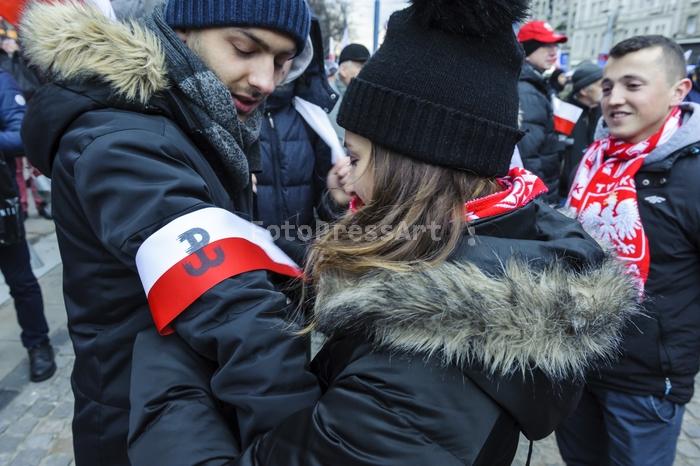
[688,16,697,35]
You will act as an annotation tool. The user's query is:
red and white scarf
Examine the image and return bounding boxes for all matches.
[465,167,548,221]
[566,106,683,290]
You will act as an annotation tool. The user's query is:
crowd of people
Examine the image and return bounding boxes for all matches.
[0,0,699,465]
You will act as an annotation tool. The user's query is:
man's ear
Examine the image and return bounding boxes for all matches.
[672,77,692,105]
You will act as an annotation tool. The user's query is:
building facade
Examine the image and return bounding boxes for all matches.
[529,0,700,64]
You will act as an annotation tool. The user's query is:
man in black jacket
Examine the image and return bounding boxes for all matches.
[557,35,700,466]
[560,61,603,197]
[19,1,320,465]
[516,20,567,204]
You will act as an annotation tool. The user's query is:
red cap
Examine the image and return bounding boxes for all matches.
[517,21,568,44]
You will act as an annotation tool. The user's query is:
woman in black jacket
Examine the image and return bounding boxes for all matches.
[128,1,639,465]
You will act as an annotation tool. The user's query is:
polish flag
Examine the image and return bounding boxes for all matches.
[0,0,115,26]
[552,97,584,136]
[135,207,301,335]
[0,0,26,26]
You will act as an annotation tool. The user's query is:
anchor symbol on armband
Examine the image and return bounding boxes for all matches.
[178,227,225,276]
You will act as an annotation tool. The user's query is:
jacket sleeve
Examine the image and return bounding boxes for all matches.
[0,72,25,156]
[517,82,547,179]
[129,329,240,466]
[73,129,320,456]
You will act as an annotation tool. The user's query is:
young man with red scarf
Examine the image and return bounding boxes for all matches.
[556,35,700,466]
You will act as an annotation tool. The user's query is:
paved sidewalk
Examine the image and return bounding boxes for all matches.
[0,325,74,466]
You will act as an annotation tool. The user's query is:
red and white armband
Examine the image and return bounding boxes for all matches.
[135,207,300,335]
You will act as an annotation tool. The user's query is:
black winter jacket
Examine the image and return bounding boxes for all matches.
[128,200,639,466]
[559,98,601,197]
[20,3,319,465]
[588,103,700,404]
[518,62,565,204]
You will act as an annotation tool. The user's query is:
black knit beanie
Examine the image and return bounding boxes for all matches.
[337,0,528,177]
[164,0,311,55]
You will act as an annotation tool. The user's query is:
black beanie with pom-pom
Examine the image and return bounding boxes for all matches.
[337,0,528,177]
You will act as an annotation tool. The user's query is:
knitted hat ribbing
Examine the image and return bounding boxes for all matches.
[164,0,311,55]
[572,62,603,94]
[337,0,528,177]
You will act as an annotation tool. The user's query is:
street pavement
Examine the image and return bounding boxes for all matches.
[3,218,700,465]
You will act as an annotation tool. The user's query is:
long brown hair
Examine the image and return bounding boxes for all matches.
[305,145,501,284]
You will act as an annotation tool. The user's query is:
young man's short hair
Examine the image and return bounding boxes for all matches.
[609,35,687,83]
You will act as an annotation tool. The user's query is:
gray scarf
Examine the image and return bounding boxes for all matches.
[145,7,259,189]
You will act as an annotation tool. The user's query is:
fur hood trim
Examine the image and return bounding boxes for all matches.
[20,0,168,105]
[315,257,640,381]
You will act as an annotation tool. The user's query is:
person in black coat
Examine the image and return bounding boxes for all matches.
[19,1,319,465]
[560,62,603,197]
[558,35,700,466]
[516,21,568,204]
[127,1,639,465]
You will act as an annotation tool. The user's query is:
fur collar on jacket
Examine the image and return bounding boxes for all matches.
[314,256,639,382]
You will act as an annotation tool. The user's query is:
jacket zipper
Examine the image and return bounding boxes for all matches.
[266,111,286,223]
[664,377,672,397]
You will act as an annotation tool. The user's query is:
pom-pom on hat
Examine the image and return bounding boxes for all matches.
[164,0,311,55]
[337,0,528,177]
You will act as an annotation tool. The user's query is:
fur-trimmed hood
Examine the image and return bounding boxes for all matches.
[20,0,168,105]
[315,210,640,383]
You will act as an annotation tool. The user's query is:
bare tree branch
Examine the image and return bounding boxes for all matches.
[308,0,350,57]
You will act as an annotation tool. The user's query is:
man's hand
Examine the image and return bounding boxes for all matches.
[327,158,352,206]
[1,39,18,57]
